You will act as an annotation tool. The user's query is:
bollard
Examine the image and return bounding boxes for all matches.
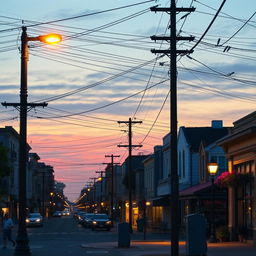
[186,214,207,256]
[118,222,130,248]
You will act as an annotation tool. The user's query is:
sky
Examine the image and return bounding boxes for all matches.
[0,0,255,201]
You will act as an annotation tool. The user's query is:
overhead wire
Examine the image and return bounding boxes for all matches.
[189,0,226,52]
[0,0,156,33]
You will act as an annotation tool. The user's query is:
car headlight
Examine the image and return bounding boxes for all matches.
[36,219,41,222]
[26,219,30,223]
[92,221,97,225]
[106,221,111,225]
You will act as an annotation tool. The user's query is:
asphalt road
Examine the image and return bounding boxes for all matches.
[2,216,256,256]
[2,215,123,256]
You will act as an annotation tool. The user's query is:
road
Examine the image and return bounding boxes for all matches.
[3,216,256,256]
[4,215,123,256]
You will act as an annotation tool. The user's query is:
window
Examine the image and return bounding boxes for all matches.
[178,151,181,178]
[182,150,185,178]
[218,156,226,172]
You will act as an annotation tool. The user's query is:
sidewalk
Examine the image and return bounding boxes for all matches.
[84,239,256,256]
[81,229,256,256]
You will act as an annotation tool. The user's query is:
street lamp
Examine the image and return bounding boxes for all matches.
[14,26,62,256]
[207,160,218,243]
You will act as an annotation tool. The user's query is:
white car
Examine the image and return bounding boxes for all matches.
[26,213,43,227]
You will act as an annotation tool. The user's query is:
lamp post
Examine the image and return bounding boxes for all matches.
[13,26,62,256]
[207,161,218,243]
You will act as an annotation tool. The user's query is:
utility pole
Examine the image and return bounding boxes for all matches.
[151,2,195,256]
[1,27,47,256]
[86,182,93,209]
[104,155,120,223]
[89,177,98,207]
[95,170,105,211]
[42,171,45,218]
[117,118,142,233]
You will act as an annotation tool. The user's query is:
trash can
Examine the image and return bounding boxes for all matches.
[186,214,207,256]
[118,222,130,248]
[136,218,144,232]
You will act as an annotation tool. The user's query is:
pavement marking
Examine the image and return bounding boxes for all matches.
[85,251,109,254]
[30,245,44,249]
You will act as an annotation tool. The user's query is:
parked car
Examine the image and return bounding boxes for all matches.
[26,213,43,227]
[91,214,111,231]
[77,212,88,224]
[62,210,70,216]
[53,211,62,217]
[81,213,95,228]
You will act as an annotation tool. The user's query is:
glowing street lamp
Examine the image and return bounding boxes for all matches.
[207,160,219,243]
[208,162,218,176]
[13,26,62,256]
[38,34,62,44]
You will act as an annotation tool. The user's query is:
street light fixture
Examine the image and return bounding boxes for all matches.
[14,26,62,256]
[207,160,218,243]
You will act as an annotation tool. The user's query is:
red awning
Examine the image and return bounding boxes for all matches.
[179,182,211,196]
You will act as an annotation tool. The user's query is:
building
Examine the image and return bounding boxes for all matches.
[218,111,256,243]
[28,153,55,217]
[0,126,31,219]
[178,121,229,230]
[143,146,166,231]
[120,155,149,227]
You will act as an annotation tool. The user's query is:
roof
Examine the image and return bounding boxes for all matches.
[181,127,229,152]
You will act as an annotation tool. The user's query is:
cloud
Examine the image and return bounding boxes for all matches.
[42,8,114,21]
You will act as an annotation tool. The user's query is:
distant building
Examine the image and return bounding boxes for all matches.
[120,154,149,227]
[28,153,54,217]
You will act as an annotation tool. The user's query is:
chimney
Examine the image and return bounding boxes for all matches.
[211,120,223,128]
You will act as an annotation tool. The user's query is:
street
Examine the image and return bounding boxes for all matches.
[2,215,256,256]
[3,215,123,256]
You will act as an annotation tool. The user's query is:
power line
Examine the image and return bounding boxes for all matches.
[0,0,156,33]
[220,11,256,46]
[34,79,168,119]
[190,0,226,52]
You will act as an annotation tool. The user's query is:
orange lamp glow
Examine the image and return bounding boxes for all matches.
[208,162,218,176]
[38,34,62,44]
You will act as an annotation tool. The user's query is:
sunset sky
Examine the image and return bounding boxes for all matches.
[1,0,255,201]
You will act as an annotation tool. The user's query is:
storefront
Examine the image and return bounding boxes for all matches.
[218,111,256,243]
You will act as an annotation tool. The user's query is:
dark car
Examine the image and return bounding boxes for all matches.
[91,214,111,231]
[77,212,87,224]
[53,211,62,217]
[26,213,43,227]
[81,213,95,228]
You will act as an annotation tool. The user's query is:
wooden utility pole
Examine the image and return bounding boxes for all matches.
[104,155,120,223]
[117,118,142,233]
[151,1,195,256]
[95,170,105,210]
[89,178,97,208]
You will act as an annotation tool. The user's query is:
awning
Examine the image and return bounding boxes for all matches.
[152,196,170,206]
[179,182,226,200]
[179,182,211,197]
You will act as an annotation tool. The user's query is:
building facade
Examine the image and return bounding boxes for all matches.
[218,111,256,243]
